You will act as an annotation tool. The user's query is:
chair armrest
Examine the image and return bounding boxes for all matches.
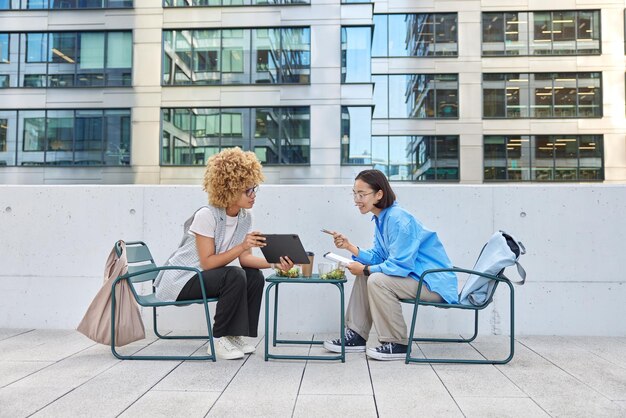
[118,265,203,281]
[419,267,511,284]
[115,265,212,303]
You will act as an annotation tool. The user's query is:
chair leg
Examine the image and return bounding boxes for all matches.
[110,283,214,361]
[153,306,167,339]
[405,283,515,365]
[411,310,478,344]
[202,300,216,362]
[155,305,214,341]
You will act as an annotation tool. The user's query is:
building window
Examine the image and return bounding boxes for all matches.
[341,117,460,182]
[341,106,372,164]
[0,109,131,166]
[482,10,600,56]
[163,28,310,85]
[373,13,458,57]
[161,107,310,165]
[483,72,601,118]
[163,0,309,7]
[0,32,132,88]
[373,74,458,118]
[341,27,371,83]
[484,135,603,181]
[0,0,131,9]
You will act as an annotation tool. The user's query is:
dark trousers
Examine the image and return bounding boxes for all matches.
[177,266,265,338]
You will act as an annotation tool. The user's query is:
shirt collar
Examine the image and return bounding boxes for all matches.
[371,201,397,224]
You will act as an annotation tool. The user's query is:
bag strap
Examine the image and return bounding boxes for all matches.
[513,261,526,285]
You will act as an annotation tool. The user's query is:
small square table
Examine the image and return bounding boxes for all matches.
[264,274,347,362]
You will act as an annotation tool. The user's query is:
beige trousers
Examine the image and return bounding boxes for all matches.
[345,272,443,345]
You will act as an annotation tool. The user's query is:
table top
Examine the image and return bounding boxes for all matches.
[266,274,347,284]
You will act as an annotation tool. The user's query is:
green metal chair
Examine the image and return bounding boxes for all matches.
[110,241,217,361]
[401,267,515,365]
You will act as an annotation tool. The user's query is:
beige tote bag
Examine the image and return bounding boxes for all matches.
[77,241,146,347]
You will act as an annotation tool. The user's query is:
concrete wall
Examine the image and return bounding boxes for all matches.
[2,184,625,336]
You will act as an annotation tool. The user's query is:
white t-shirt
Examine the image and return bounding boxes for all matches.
[188,207,253,254]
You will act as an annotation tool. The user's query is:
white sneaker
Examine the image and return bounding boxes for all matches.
[226,336,256,354]
[213,337,244,360]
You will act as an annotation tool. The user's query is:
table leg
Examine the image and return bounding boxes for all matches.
[264,282,275,362]
[273,282,279,347]
[337,282,346,363]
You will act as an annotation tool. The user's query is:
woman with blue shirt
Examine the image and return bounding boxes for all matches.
[323,169,458,360]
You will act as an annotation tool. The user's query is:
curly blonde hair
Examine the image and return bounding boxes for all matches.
[203,147,265,208]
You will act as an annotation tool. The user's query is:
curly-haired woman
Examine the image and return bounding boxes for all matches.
[154,147,293,360]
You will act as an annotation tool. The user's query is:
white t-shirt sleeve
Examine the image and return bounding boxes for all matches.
[188,207,216,238]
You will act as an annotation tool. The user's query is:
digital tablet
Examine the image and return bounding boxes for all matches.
[260,234,310,264]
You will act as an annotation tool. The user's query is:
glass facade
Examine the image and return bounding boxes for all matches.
[0,0,131,10]
[162,28,310,85]
[373,74,458,118]
[341,27,371,83]
[0,109,131,166]
[341,106,372,164]
[163,0,308,6]
[483,72,601,118]
[0,31,132,88]
[484,135,603,181]
[161,107,310,165]
[373,13,458,57]
[482,10,600,56]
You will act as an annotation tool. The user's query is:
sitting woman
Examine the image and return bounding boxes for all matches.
[323,169,458,360]
[154,147,293,360]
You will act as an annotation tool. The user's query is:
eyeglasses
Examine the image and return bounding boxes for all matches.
[245,185,259,197]
[352,191,375,201]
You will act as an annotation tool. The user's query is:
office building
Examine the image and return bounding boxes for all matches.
[1,0,624,184]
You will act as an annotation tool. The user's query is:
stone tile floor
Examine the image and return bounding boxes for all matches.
[1,329,625,417]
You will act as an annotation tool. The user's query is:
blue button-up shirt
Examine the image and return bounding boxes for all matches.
[352,202,458,304]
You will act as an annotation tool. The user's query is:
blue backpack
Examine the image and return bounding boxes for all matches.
[458,231,526,306]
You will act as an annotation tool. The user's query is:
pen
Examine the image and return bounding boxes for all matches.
[321,229,334,235]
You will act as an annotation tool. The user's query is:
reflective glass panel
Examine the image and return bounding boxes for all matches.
[279,107,309,163]
[221,29,249,84]
[254,108,280,163]
[280,28,310,84]
[341,106,371,164]
[0,34,8,63]
[388,15,411,56]
[193,29,220,84]
[162,107,309,165]
[75,110,103,165]
[18,110,46,166]
[371,15,387,56]
[77,32,105,86]
[341,27,371,83]
[253,28,279,84]
[106,32,132,86]
[0,111,17,166]
[46,110,74,165]
[377,74,458,119]
[104,109,130,165]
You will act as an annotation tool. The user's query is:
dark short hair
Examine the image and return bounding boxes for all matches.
[355,169,396,209]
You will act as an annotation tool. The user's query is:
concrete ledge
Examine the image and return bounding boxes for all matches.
[1,184,624,335]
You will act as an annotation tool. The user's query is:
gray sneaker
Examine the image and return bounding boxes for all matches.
[226,336,256,354]
[213,337,244,360]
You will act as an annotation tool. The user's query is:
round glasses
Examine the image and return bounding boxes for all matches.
[352,191,375,201]
[245,185,259,197]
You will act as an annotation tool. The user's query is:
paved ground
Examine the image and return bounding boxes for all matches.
[1,329,625,417]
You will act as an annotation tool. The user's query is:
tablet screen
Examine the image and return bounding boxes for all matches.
[260,234,310,264]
